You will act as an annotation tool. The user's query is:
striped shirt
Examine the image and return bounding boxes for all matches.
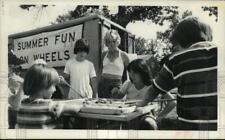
[16,98,59,129]
[153,41,217,126]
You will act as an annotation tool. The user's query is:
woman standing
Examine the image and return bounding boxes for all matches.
[98,29,130,98]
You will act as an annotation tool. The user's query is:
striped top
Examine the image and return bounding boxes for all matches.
[153,41,217,125]
[16,98,60,129]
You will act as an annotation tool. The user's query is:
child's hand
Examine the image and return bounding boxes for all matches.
[59,76,66,84]
[52,103,64,117]
[111,87,119,94]
[111,87,119,98]
[72,105,82,113]
[156,115,164,123]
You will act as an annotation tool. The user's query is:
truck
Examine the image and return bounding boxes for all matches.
[8,14,136,97]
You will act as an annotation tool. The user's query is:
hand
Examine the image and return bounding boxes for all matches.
[156,115,164,123]
[111,87,119,98]
[52,103,64,117]
[156,113,169,124]
[93,93,99,99]
[136,107,147,114]
[8,76,23,93]
[59,76,66,84]
[73,105,82,113]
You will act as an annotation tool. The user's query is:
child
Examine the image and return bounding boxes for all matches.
[16,64,81,129]
[111,59,176,130]
[63,39,98,99]
[140,17,217,130]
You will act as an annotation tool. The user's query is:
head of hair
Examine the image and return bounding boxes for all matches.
[104,29,121,47]
[127,59,151,86]
[74,38,90,54]
[169,17,213,48]
[23,64,59,96]
[32,59,47,65]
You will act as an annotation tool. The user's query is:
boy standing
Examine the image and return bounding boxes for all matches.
[63,39,98,99]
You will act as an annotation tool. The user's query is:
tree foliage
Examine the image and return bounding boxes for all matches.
[202,6,218,22]
[19,5,218,57]
[54,6,179,28]
[156,10,193,53]
[19,5,49,11]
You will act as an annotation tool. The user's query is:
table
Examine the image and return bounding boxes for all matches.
[62,103,158,130]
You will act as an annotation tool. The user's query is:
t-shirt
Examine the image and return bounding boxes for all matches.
[152,41,217,126]
[64,58,96,99]
[120,80,149,100]
[16,98,61,129]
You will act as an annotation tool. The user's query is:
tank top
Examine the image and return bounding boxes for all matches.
[102,50,124,76]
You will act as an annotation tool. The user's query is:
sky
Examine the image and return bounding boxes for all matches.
[6,4,219,42]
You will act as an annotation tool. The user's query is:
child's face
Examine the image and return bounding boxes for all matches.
[129,70,143,85]
[76,51,87,62]
[42,85,56,99]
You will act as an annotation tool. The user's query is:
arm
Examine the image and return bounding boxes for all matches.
[61,61,70,84]
[111,80,130,99]
[90,77,98,98]
[111,87,126,99]
[121,51,130,68]
[50,101,81,117]
[99,51,107,74]
[8,83,26,111]
[89,63,98,98]
[138,85,161,107]
[156,92,176,122]
[63,73,70,84]
[62,103,82,114]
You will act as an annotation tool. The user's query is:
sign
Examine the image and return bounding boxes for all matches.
[13,24,83,68]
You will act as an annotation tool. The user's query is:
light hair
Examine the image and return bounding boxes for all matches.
[23,64,59,96]
[104,29,121,47]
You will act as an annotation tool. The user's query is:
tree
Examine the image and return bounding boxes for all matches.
[202,6,218,22]
[156,10,193,54]
[54,6,179,28]
[19,5,218,56]
[19,5,49,11]
[19,5,218,27]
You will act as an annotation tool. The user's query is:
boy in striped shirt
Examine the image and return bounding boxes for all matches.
[140,17,217,130]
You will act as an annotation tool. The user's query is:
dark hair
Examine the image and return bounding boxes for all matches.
[169,17,213,48]
[74,39,90,54]
[23,64,59,96]
[127,59,151,86]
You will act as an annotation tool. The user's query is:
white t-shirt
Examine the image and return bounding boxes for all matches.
[64,58,96,99]
[120,80,150,100]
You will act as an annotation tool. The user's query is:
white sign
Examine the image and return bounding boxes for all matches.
[13,24,83,68]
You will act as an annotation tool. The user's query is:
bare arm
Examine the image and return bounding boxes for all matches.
[157,92,176,121]
[99,51,107,74]
[62,104,82,114]
[60,73,70,85]
[51,102,81,117]
[111,87,126,99]
[139,85,161,107]
[121,51,130,68]
[90,77,98,98]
